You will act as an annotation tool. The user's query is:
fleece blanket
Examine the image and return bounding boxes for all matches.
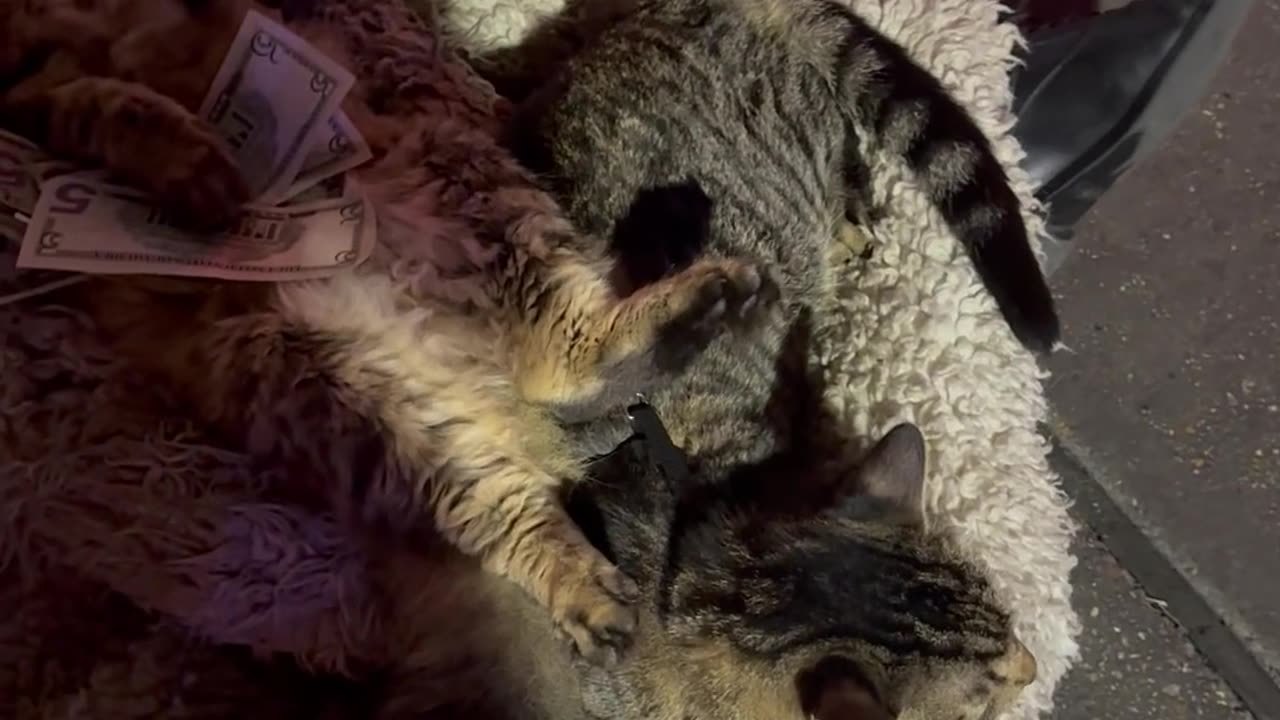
[0,0,1079,717]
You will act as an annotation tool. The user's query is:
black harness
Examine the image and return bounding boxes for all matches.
[624,399,690,484]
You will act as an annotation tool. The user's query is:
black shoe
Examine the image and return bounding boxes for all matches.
[1010,0,1256,276]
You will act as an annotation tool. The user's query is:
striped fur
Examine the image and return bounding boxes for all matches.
[366,425,1037,720]
[490,0,1058,354]
[68,0,777,666]
[567,424,1039,720]
[408,0,1048,715]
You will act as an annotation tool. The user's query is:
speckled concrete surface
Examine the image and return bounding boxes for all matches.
[1048,447,1256,718]
[1042,0,1280,711]
[1053,531,1251,720]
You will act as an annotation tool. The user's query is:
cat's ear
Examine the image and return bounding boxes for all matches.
[795,656,894,720]
[846,423,926,523]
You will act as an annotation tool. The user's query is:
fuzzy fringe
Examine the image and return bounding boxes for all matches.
[813,1,1082,717]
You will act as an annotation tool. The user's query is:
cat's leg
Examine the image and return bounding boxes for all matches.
[429,465,639,665]
[214,274,643,665]
[338,360,640,665]
[334,329,642,664]
[87,274,641,665]
[2,66,248,227]
[343,392,639,665]
[308,369,640,666]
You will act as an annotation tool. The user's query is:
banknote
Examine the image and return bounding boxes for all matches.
[0,129,44,216]
[0,210,86,306]
[285,111,373,200]
[0,134,82,304]
[198,9,355,203]
[17,174,376,281]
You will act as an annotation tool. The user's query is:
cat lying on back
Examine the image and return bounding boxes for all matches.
[5,0,776,662]
[368,423,1038,720]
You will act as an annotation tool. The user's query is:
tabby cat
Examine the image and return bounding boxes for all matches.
[4,0,774,661]
[480,0,1061,354]
[370,423,1038,720]
[418,0,1050,714]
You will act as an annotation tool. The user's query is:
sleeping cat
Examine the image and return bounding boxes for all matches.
[5,0,775,662]
[423,0,1051,713]
[370,422,1038,720]
[476,0,1061,355]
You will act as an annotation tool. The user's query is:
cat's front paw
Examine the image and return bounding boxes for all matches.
[156,121,251,231]
[552,559,639,667]
[716,258,780,326]
[650,258,778,366]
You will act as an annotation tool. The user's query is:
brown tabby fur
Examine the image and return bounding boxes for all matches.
[1,0,775,662]
[415,0,1046,716]
[364,424,1039,720]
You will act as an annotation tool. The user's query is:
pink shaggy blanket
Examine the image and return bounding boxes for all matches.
[0,0,476,714]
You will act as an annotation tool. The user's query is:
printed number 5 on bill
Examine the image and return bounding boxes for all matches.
[198,9,356,204]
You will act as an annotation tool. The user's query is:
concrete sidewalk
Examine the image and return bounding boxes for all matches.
[1041,2,1280,718]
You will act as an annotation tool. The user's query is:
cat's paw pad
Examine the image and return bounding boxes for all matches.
[658,259,775,345]
[553,562,639,667]
[722,261,779,326]
[158,123,251,231]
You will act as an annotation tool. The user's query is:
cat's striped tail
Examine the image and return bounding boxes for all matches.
[838,16,1060,354]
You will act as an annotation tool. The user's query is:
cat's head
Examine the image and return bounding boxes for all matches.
[571,423,1037,720]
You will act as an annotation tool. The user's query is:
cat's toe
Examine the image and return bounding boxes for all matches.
[554,564,639,667]
[720,260,779,325]
[724,260,762,299]
[666,260,777,337]
[665,263,734,335]
[596,563,641,602]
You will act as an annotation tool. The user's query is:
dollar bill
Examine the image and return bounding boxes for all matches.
[17,174,376,281]
[0,129,44,216]
[0,210,85,306]
[198,9,355,204]
[285,111,373,201]
[0,133,83,304]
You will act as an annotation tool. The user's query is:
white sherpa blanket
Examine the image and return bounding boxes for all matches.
[441,1,1082,716]
[0,0,1078,718]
